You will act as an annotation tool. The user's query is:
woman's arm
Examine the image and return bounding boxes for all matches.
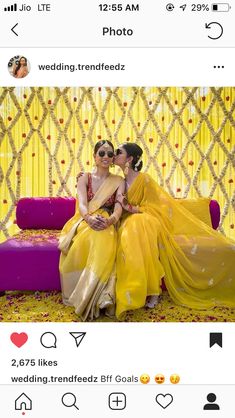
[77,173,103,230]
[106,181,125,226]
[115,189,140,214]
[77,173,89,218]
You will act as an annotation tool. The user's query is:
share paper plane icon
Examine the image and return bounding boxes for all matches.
[69,332,86,347]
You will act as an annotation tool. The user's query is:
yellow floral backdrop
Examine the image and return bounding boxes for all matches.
[0,86,234,242]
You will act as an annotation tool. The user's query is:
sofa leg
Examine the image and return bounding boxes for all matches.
[0,291,5,297]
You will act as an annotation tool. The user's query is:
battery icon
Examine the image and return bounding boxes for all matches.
[212,3,231,11]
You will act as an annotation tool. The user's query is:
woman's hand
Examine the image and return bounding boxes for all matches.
[86,215,108,230]
[116,194,139,214]
[116,194,129,211]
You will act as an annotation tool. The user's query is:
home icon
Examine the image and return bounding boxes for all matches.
[15,393,32,411]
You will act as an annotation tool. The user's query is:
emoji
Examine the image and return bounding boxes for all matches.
[155,374,165,384]
[140,374,150,384]
[170,374,180,384]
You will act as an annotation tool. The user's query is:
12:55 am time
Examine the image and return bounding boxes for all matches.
[99,3,140,12]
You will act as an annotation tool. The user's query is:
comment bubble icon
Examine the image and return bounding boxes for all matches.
[40,332,57,349]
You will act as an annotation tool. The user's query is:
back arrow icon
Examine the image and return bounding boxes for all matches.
[205,22,223,40]
[11,23,18,36]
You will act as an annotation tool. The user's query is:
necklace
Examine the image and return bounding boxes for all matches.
[93,172,110,181]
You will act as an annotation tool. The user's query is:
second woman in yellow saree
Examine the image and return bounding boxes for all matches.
[59,141,124,321]
[114,143,235,319]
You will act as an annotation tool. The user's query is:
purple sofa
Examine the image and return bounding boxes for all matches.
[0,197,220,294]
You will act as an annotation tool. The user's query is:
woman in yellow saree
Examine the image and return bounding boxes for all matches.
[59,140,124,320]
[114,143,235,319]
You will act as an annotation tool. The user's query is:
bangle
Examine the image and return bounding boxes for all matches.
[114,200,122,208]
[83,213,90,222]
[109,213,119,225]
[127,204,133,212]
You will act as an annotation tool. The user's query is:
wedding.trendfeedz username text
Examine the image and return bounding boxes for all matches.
[38,63,126,72]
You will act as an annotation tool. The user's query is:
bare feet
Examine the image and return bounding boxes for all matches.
[145,295,159,308]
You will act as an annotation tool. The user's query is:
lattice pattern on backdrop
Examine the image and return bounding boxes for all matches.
[0,87,234,242]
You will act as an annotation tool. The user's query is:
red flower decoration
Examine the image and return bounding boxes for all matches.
[22,133,26,138]
[16,171,20,176]
[175,143,179,148]
[123,102,127,107]
[8,116,12,121]
[162,162,166,167]
[112,119,115,124]
[59,118,64,124]
[213,161,217,165]
[137,122,140,127]
[188,119,193,123]
[202,96,206,101]
[48,100,52,105]
[34,116,38,120]
[97,135,102,139]
[126,137,130,141]
[86,161,90,165]
[3,199,7,204]
[73,97,77,102]
[149,138,153,143]
[61,160,65,164]
[175,100,178,105]
[84,119,88,124]
[176,188,181,192]
[98,87,102,91]
[23,94,27,99]
[32,153,35,157]
[227,139,231,143]
[71,138,76,143]
[228,179,234,183]
[188,160,194,166]
[226,96,230,101]
[230,224,234,229]
[13,219,17,224]
[47,135,51,140]
[52,180,56,185]
[149,101,152,105]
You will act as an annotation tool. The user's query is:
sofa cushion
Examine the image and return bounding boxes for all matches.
[16,197,76,230]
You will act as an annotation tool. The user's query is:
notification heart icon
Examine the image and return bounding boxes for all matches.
[10,332,28,348]
[156,393,173,409]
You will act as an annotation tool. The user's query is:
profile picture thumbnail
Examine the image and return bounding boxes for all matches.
[8,55,30,79]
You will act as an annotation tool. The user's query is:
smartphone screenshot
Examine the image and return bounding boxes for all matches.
[0,1,234,416]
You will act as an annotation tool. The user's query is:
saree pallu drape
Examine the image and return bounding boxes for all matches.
[59,174,122,321]
[116,173,235,319]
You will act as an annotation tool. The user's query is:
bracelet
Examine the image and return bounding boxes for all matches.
[83,213,90,222]
[114,200,123,208]
[127,204,133,212]
[109,213,119,225]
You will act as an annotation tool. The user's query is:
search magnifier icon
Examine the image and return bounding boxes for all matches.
[62,392,79,410]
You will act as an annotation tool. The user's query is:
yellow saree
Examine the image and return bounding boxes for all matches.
[116,173,235,318]
[59,174,122,321]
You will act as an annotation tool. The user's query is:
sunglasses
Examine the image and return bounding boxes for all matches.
[98,150,114,158]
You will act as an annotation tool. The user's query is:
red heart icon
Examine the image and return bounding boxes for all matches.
[10,332,28,348]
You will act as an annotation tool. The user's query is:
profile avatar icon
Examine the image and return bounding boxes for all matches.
[8,55,30,79]
[203,393,220,410]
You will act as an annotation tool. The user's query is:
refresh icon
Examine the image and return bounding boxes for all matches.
[205,22,223,39]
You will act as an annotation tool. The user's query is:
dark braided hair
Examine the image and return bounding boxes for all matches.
[121,143,143,171]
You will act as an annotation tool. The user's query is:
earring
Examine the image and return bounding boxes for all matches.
[124,161,130,176]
